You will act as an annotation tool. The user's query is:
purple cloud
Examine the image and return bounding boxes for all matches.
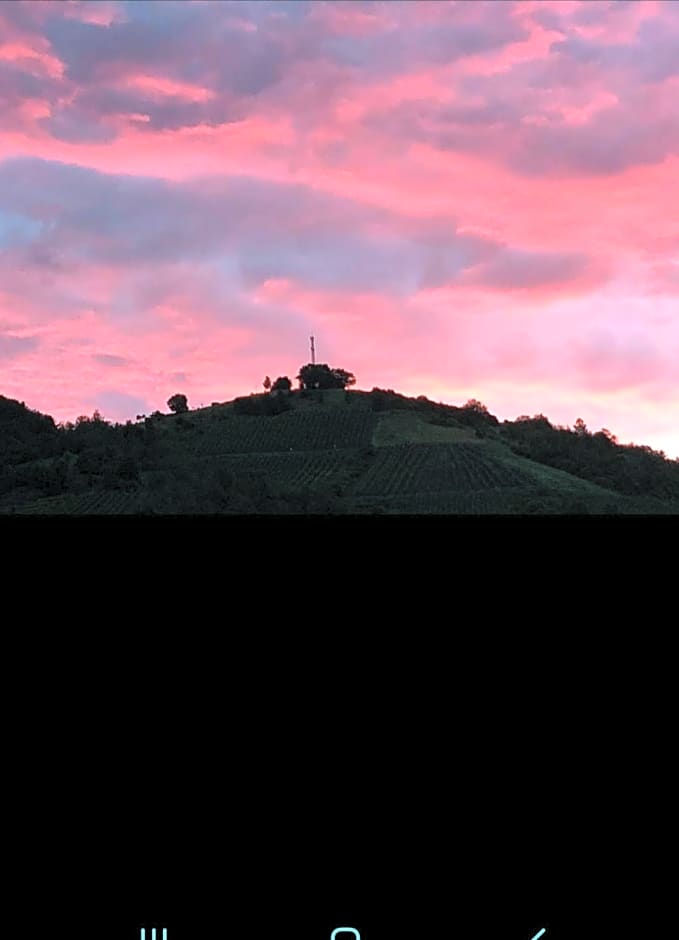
[0,157,505,294]
[464,248,589,290]
[93,354,128,366]
[0,333,39,360]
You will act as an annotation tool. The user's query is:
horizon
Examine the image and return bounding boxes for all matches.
[1,0,677,458]
[6,382,678,461]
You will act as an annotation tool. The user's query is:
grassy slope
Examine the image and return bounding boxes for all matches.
[373,411,477,447]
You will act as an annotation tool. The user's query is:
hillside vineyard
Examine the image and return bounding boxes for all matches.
[1,390,678,514]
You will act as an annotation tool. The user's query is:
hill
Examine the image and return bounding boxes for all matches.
[1,390,678,514]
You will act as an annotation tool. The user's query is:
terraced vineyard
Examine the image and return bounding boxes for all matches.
[353,487,538,514]
[179,409,377,456]
[210,449,353,487]
[352,443,535,498]
[17,490,140,514]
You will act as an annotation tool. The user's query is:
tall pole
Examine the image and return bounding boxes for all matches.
[310,335,315,365]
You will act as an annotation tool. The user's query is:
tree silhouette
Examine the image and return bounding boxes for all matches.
[464,399,488,414]
[297,363,356,390]
[263,376,272,393]
[331,368,356,390]
[272,376,292,392]
[167,394,189,414]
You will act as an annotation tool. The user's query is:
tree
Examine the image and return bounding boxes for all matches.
[457,398,498,431]
[574,417,588,437]
[263,376,272,393]
[463,399,488,414]
[167,394,188,414]
[297,363,330,390]
[597,428,618,445]
[297,363,356,390]
[272,376,292,392]
[331,368,356,389]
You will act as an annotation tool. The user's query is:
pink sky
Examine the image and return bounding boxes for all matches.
[1,0,677,456]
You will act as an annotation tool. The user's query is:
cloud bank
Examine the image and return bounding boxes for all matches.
[0,0,677,455]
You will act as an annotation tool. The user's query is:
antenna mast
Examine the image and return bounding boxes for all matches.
[310,335,316,365]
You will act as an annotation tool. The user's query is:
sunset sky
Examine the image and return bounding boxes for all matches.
[1,0,677,455]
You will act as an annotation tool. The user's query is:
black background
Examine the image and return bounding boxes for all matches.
[28,803,636,940]
[92,860,561,940]
[19,697,659,940]
[17,737,658,940]
[16,616,664,940]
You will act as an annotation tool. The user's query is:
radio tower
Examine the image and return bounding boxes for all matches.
[310,335,316,365]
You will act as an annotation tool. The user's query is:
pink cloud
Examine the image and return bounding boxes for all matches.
[0,40,64,78]
[120,72,215,103]
[62,1,125,28]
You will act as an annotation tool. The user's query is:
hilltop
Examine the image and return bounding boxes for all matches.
[1,388,678,514]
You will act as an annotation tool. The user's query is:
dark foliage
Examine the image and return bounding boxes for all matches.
[1,391,678,514]
[367,388,498,434]
[232,394,292,416]
[369,387,412,412]
[0,395,59,465]
[167,394,189,414]
[271,376,292,392]
[501,415,679,500]
[297,363,356,390]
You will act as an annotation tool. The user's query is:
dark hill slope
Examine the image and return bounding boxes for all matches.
[1,390,677,514]
[0,395,58,464]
